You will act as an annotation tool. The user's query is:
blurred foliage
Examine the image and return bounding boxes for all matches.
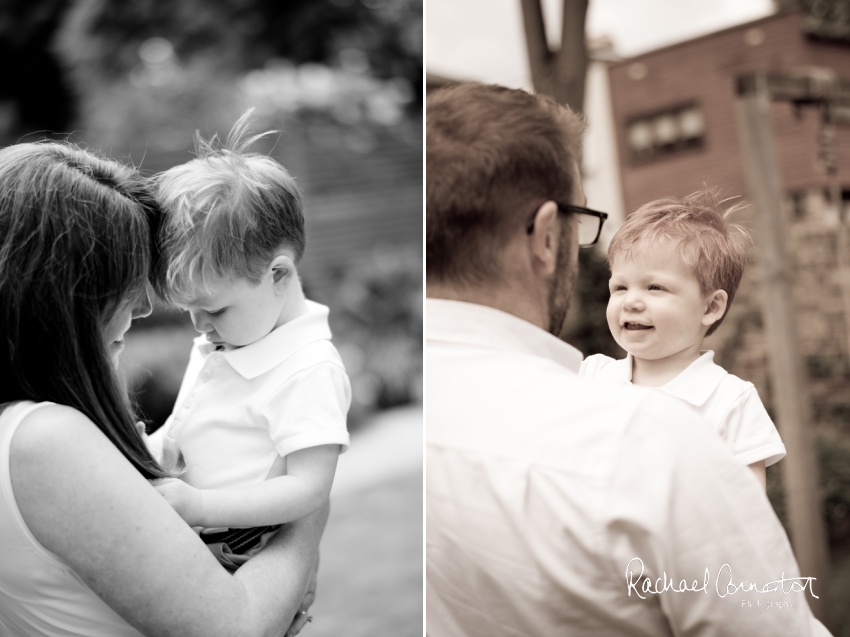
[57,0,421,91]
[45,0,419,156]
[0,0,421,142]
[807,354,850,380]
[768,432,850,630]
[773,0,850,42]
[561,246,625,359]
[328,245,422,428]
[768,432,850,550]
[0,0,75,134]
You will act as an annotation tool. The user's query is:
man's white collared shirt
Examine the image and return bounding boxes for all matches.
[156,300,350,490]
[581,351,786,467]
[426,298,828,636]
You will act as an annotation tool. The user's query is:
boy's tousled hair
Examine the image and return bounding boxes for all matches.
[608,189,753,336]
[0,141,171,479]
[153,110,304,303]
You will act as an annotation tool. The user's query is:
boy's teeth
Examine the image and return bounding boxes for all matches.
[625,323,651,330]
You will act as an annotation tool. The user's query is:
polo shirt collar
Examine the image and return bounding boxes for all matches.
[196,300,333,379]
[426,298,582,373]
[657,350,727,406]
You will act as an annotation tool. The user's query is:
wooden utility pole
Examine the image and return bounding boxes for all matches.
[735,71,850,626]
[520,0,589,112]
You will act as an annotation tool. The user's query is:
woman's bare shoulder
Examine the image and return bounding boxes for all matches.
[11,403,114,463]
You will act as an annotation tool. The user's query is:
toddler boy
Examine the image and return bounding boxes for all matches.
[580,190,784,488]
[148,114,350,569]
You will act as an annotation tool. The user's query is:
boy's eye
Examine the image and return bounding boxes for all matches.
[648,285,662,291]
[207,308,226,316]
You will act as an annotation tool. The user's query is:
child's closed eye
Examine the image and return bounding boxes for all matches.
[207,308,226,316]
[648,284,664,291]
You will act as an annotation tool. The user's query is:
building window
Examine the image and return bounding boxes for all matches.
[626,104,705,163]
[791,191,807,220]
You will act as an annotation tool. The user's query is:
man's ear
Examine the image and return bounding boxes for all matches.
[527,201,560,276]
[269,255,296,291]
[702,289,729,327]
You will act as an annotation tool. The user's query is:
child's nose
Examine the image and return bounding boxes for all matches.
[189,310,212,333]
[623,290,645,311]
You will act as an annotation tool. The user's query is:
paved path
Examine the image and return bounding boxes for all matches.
[308,405,423,637]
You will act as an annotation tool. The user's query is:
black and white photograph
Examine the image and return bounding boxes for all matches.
[0,0,422,635]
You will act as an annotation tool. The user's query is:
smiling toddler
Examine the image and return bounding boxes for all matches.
[147,113,350,569]
[580,190,784,488]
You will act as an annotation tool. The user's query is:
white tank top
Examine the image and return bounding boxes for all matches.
[0,401,144,636]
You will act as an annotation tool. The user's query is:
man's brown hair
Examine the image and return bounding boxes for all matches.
[427,82,586,286]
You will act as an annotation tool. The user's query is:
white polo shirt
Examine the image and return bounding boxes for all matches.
[580,351,786,467]
[427,298,828,637]
[153,300,350,490]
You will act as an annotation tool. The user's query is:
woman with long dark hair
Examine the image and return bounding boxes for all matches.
[0,142,322,636]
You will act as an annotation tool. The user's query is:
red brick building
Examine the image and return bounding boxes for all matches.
[607,10,850,430]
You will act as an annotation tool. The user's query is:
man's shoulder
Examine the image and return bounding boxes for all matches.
[430,348,698,440]
[579,353,627,381]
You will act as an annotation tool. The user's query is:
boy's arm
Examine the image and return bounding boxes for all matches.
[153,444,340,528]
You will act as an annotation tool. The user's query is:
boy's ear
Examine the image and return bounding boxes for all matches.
[269,255,296,289]
[702,289,729,327]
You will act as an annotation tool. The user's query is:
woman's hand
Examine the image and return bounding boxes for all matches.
[285,554,319,637]
[152,478,204,527]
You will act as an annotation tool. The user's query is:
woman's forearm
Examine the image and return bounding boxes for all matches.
[234,503,329,636]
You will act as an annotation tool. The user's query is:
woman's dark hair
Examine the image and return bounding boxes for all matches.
[0,142,169,479]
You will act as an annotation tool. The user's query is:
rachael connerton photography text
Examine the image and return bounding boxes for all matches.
[625,558,818,600]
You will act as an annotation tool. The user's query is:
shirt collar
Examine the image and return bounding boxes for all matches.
[426,298,583,373]
[657,350,727,406]
[196,300,333,379]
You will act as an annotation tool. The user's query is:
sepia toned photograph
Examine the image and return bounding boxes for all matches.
[426,0,850,634]
[0,0,422,635]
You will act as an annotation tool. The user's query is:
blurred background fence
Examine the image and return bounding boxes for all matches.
[1,1,422,634]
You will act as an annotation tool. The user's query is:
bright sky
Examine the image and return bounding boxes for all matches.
[426,0,775,87]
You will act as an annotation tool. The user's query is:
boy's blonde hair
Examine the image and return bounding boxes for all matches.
[153,110,304,304]
[608,189,753,336]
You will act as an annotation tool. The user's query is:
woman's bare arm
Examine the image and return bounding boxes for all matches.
[11,404,325,637]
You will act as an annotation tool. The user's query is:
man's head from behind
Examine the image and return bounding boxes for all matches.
[426,83,586,334]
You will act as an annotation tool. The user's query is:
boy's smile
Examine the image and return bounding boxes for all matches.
[607,240,720,372]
